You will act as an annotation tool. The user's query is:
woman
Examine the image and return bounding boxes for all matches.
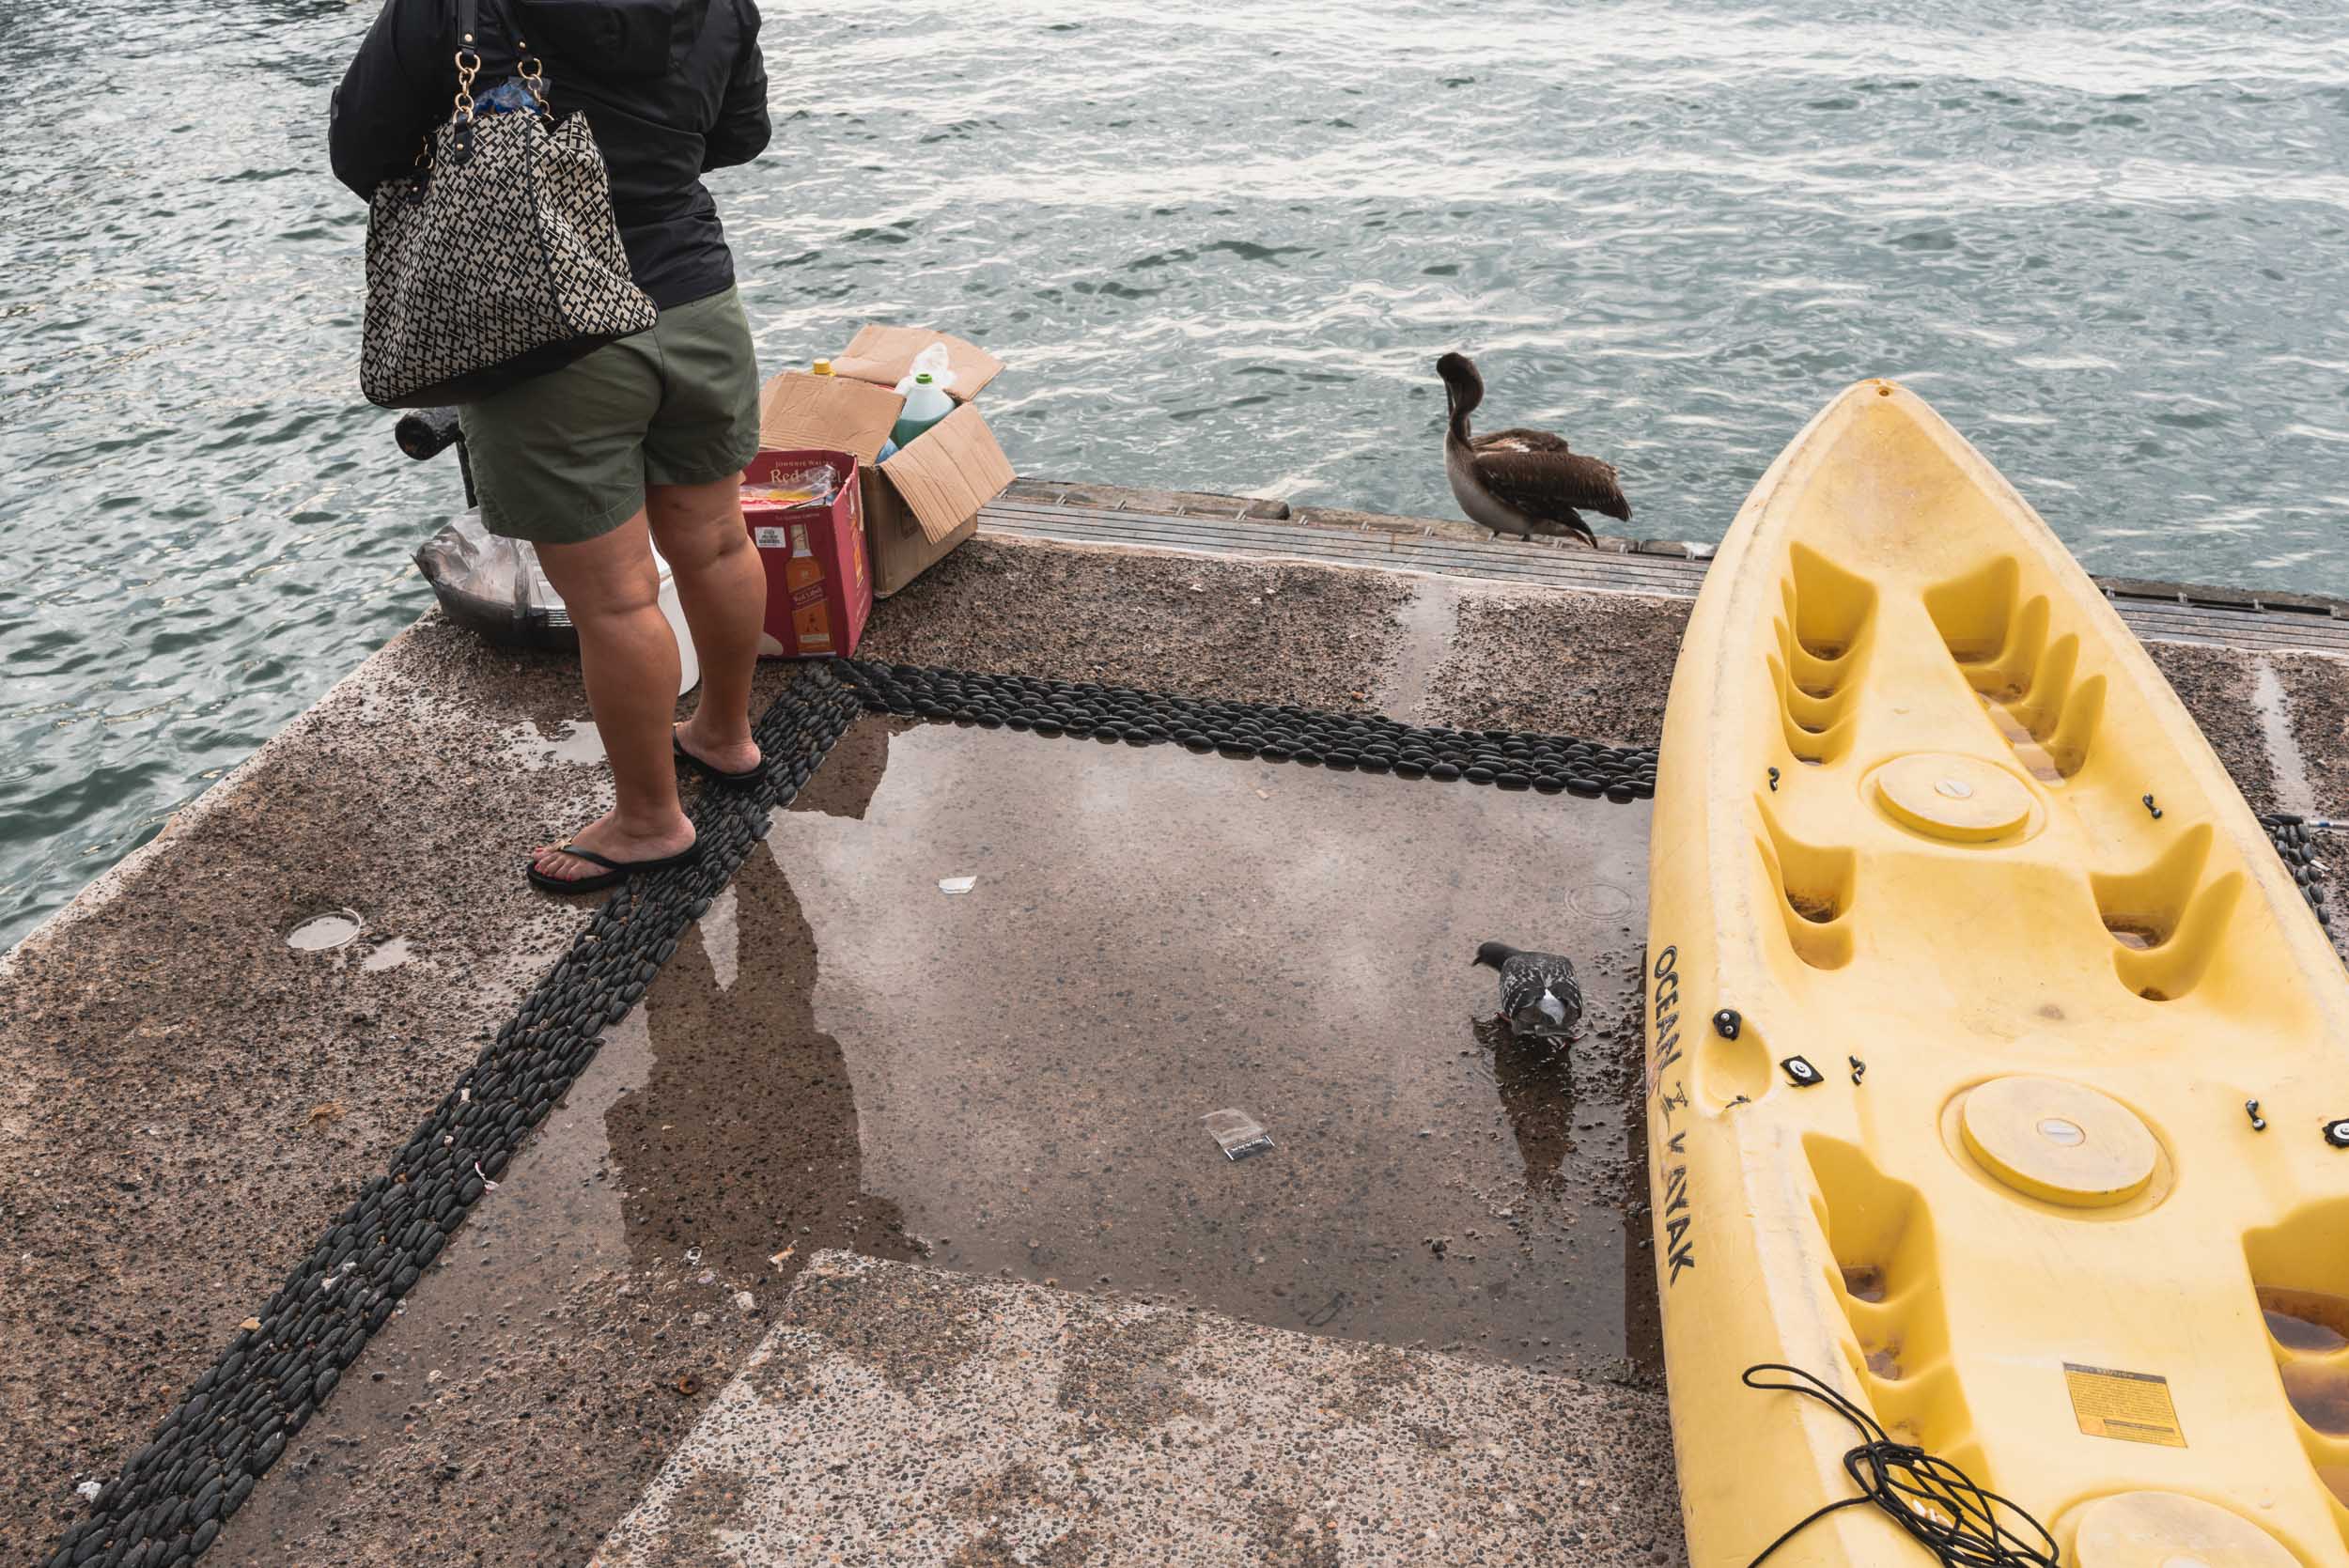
[331,0,772,893]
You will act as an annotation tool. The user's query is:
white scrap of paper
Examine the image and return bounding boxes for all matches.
[938,876,977,895]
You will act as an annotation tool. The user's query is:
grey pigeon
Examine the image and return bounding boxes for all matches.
[1473,941,1583,1040]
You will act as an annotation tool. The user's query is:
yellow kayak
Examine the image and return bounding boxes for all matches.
[1647,380,2349,1565]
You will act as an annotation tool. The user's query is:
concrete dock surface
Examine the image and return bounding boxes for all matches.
[6,482,2347,1565]
[596,1252,1680,1568]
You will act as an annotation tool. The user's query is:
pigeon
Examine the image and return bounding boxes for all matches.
[1438,351,1630,546]
[1473,941,1584,1040]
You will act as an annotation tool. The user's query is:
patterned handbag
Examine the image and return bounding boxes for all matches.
[358,0,657,408]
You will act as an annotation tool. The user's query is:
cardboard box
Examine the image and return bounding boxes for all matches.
[757,326,1017,598]
[741,450,871,659]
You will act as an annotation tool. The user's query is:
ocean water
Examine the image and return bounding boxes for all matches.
[5,0,2348,946]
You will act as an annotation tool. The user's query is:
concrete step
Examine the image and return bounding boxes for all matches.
[592,1252,1683,1568]
[978,495,2349,658]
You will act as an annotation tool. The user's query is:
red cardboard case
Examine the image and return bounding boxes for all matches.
[742,450,871,660]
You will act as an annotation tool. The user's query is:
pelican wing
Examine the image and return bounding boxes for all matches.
[1471,446,1632,524]
[1471,427,1574,456]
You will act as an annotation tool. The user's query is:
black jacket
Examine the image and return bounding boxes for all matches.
[331,0,770,310]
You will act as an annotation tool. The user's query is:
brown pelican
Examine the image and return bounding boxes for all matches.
[1438,352,1630,546]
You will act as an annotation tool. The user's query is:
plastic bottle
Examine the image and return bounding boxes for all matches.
[889,372,953,451]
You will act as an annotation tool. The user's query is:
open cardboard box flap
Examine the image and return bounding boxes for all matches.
[758,371,901,464]
[832,325,1003,402]
[880,402,1016,543]
[758,372,1014,547]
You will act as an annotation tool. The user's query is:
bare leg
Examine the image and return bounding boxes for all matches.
[648,472,765,774]
[527,512,695,884]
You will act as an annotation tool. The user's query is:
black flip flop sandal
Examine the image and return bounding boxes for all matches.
[526,839,703,895]
[673,730,765,786]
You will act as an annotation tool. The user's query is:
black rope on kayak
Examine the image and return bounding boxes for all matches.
[1739,1363,2061,1567]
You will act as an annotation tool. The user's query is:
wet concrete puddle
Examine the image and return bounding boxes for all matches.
[651,717,1657,1374]
[220,715,1660,1557]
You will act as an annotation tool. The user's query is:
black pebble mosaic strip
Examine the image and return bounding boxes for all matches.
[2263,814,2335,934]
[833,659,1661,800]
[44,670,864,1568]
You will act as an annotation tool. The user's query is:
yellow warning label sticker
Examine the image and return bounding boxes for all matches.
[2064,1362,2186,1447]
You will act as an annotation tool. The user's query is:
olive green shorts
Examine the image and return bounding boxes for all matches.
[460,286,762,545]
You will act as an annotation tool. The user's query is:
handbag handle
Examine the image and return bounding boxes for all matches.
[451,0,547,123]
[453,0,482,123]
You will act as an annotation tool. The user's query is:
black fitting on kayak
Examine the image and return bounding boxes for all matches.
[1713,1008,1742,1040]
[2142,792,2163,820]
[2326,1118,2349,1149]
[1848,1056,1866,1085]
[2247,1098,2267,1131]
[1780,1055,1821,1088]
[1766,766,1780,793]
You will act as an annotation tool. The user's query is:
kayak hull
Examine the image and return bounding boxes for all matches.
[1646,380,2349,1565]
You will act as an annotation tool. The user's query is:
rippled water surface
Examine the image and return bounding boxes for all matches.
[6,0,2349,943]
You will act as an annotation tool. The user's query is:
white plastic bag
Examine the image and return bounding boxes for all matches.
[414,512,557,632]
[893,341,957,398]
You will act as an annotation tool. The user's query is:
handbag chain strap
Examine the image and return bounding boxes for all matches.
[451,0,547,124]
[453,0,481,123]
